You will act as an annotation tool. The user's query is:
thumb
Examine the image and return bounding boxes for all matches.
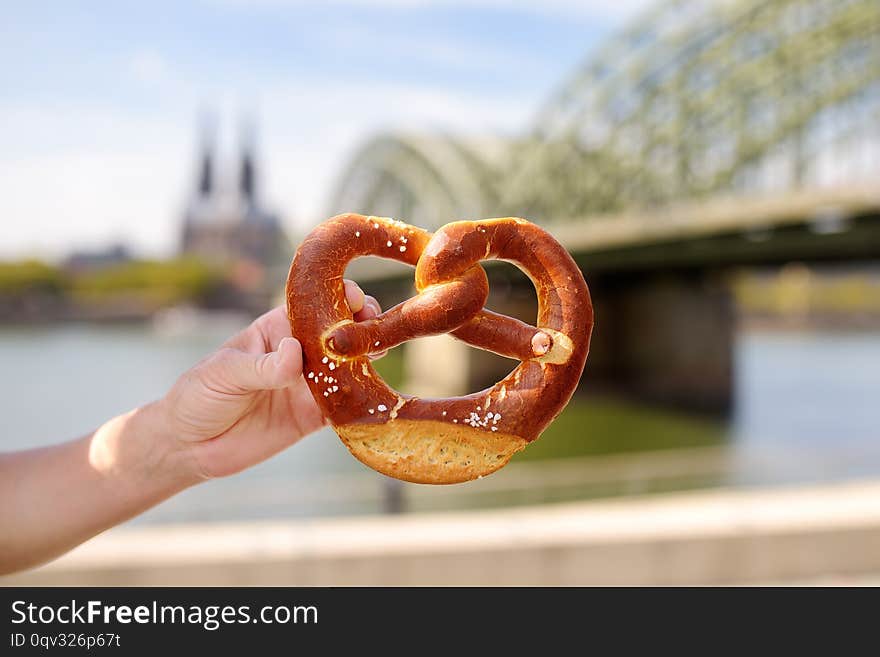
[207,337,304,393]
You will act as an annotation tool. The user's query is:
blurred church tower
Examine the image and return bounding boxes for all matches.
[180,113,289,270]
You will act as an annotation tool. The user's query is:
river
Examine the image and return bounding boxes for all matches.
[1,321,878,525]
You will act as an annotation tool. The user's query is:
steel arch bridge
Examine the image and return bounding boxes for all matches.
[327,134,512,230]
[326,0,880,225]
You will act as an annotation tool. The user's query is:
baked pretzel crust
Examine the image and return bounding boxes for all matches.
[286,214,593,484]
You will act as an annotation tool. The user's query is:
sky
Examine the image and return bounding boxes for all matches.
[0,0,647,260]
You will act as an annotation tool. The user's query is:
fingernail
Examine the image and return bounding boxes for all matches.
[345,282,365,313]
[531,331,551,356]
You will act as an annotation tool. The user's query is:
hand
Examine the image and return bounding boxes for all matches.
[0,279,385,575]
[160,280,382,480]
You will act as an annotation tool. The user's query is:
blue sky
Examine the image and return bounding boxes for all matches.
[0,0,646,258]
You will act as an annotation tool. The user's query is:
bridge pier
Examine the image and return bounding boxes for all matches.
[586,272,734,414]
[395,266,734,415]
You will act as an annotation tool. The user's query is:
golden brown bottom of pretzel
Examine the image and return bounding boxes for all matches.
[336,419,527,485]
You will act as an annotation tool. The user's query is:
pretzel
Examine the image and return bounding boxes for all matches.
[286,214,593,484]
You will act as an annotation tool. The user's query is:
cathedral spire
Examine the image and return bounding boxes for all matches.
[181,111,285,264]
[239,117,256,206]
[197,111,216,198]
[198,149,213,197]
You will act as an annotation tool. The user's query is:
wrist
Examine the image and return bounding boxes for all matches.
[89,400,203,502]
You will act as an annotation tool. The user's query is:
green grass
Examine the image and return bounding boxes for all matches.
[370,346,726,461]
[514,396,726,462]
[72,258,222,304]
[370,346,405,388]
[0,257,223,307]
[0,260,63,294]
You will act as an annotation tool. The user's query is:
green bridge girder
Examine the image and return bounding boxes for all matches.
[325,0,880,227]
[327,134,512,230]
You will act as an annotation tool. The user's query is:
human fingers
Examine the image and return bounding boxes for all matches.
[199,337,303,394]
[344,279,365,314]
[354,295,388,360]
[354,294,380,322]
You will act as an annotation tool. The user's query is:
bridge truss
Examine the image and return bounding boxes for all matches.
[327,0,880,225]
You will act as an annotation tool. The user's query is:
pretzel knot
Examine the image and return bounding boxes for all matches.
[287,214,593,484]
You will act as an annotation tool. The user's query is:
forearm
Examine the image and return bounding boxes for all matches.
[0,401,199,575]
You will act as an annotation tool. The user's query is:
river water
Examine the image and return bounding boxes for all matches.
[1,321,878,525]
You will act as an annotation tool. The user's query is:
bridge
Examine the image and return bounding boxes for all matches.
[325,0,880,413]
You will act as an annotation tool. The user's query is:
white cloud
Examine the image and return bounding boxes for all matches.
[127,49,171,86]
[259,79,533,231]
[0,103,191,259]
[318,22,542,75]
[213,0,647,22]
[3,0,622,259]
[0,78,534,259]
[0,151,186,258]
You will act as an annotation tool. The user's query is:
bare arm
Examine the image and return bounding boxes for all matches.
[0,402,195,574]
[0,281,381,574]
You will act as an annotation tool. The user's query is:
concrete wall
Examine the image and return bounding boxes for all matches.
[347,260,735,413]
[4,480,880,586]
[456,267,736,413]
[587,272,734,413]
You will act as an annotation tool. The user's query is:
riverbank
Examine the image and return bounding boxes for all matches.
[5,478,880,586]
[0,257,271,323]
[739,313,880,332]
